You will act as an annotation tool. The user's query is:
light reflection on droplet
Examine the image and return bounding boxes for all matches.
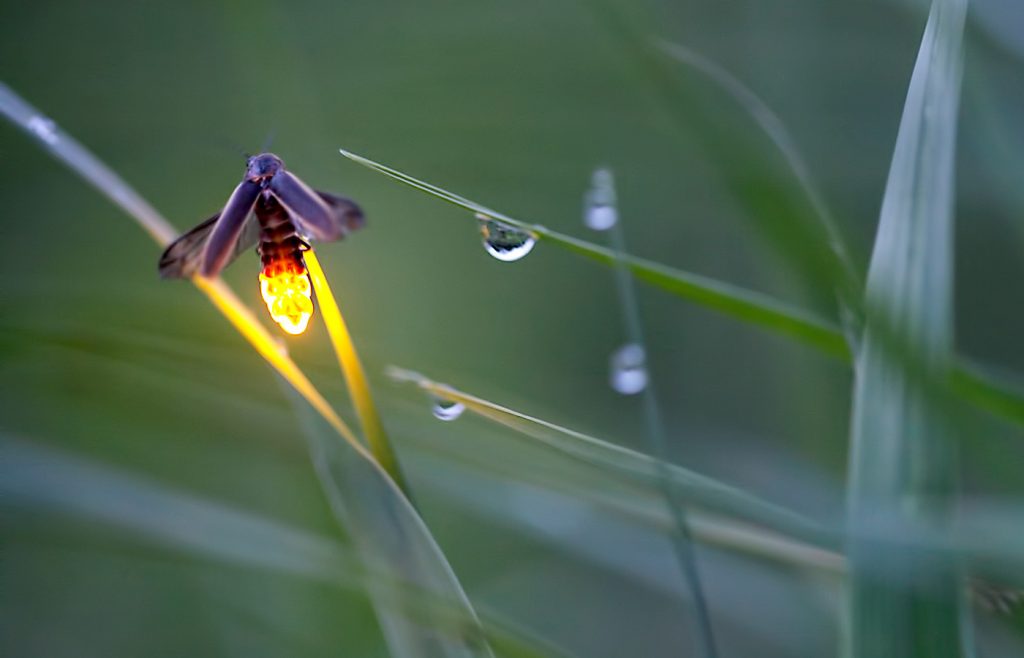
[477,213,536,262]
[27,115,58,145]
[583,168,617,231]
[432,398,466,421]
[610,343,648,395]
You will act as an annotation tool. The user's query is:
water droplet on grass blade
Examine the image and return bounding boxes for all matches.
[584,168,617,231]
[432,398,466,421]
[610,343,647,395]
[27,115,58,145]
[585,203,618,231]
[477,213,536,262]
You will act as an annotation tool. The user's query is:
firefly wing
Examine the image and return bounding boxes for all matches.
[158,213,261,279]
[199,178,262,278]
[158,185,262,279]
[269,171,348,242]
[313,190,366,240]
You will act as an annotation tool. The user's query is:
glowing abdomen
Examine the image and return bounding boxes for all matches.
[256,196,314,335]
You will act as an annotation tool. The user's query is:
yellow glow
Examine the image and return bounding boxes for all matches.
[259,268,314,335]
[191,276,364,453]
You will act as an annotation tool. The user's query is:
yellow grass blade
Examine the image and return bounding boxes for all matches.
[0,81,377,476]
[305,250,409,494]
[192,276,363,451]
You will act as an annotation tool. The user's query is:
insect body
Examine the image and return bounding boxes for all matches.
[159,153,364,334]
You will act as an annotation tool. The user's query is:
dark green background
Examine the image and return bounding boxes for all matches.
[2,1,1023,656]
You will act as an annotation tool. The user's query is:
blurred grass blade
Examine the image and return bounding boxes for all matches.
[844,0,970,656]
[2,435,349,579]
[950,362,1024,424]
[340,147,848,357]
[305,249,410,495]
[593,170,717,658]
[1,437,566,658]
[0,81,176,244]
[388,367,835,550]
[654,39,863,340]
[283,381,495,658]
[0,83,491,658]
[583,0,853,321]
[339,148,1024,427]
[0,81,364,454]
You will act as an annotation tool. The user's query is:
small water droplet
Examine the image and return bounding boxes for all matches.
[27,115,58,145]
[584,203,618,231]
[610,343,647,395]
[477,213,536,262]
[583,168,617,231]
[432,398,466,421]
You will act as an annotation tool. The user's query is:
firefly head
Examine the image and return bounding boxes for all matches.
[246,153,284,182]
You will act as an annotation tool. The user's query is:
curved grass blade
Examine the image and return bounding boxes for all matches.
[282,381,495,658]
[337,148,1024,426]
[388,367,836,551]
[0,437,567,658]
[582,0,855,324]
[0,83,492,658]
[844,1,970,656]
[305,249,410,496]
[654,39,863,341]
[0,81,176,245]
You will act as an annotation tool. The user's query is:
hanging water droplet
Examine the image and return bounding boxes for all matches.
[610,343,648,395]
[583,168,618,231]
[432,398,466,421]
[477,213,536,262]
[27,115,58,145]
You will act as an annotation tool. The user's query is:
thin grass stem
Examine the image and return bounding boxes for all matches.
[595,170,718,658]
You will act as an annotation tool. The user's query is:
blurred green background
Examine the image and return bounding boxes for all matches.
[2,0,1023,656]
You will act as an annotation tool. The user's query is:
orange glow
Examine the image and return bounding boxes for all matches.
[259,266,313,335]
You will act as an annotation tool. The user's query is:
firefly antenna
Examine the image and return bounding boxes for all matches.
[259,129,277,154]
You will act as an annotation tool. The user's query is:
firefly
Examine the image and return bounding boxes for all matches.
[159,153,364,334]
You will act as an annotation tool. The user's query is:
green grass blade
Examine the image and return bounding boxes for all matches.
[1,436,568,658]
[388,367,836,551]
[844,1,970,656]
[654,39,864,339]
[0,81,176,245]
[282,380,495,658]
[581,0,856,321]
[950,361,1024,424]
[339,148,1024,427]
[339,147,849,358]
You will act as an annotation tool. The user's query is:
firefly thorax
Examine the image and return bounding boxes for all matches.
[246,153,284,182]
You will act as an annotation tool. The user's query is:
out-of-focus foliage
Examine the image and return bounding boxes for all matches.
[2,0,1023,656]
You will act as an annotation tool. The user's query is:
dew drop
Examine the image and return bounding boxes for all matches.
[583,168,617,231]
[584,203,618,231]
[477,213,536,262]
[27,115,58,145]
[432,398,466,421]
[610,343,648,395]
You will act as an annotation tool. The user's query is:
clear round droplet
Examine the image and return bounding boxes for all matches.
[610,343,648,395]
[584,203,618,231]
[583,168,617,231]
[432,398,466,421]
[478,213,536,262]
